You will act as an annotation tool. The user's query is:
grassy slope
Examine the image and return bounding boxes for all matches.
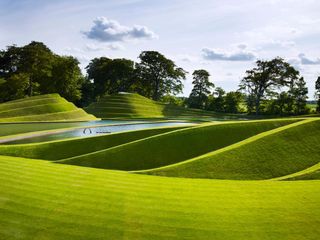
[144,119,320,180]
[0,126,186,160]
[85,93,239,119]
[59,119,297,170]
[0,94,97,122]
[0,155,319,240]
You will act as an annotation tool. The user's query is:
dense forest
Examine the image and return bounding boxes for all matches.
[1,41,319,115]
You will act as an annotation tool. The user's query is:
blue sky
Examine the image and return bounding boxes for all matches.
[1,0,320,98]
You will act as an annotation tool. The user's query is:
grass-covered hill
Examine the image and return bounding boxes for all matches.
[0,155,319,240]
[0,126,186,160]
[85,93,235,119]
[0,117,319,239]
[58,119,298,170]
[0,94,97,122]
[142,119,320,180]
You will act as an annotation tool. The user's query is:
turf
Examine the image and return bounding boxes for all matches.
[85,93,241,119]
[0,126,186,160]
[143,119,320,180]
[58,119,298,170]
[0,155,319,240]
[0,94,97,122]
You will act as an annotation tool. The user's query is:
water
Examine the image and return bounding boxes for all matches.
[3,121,194,144]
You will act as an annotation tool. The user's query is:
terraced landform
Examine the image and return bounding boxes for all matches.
[0,116,319,239]
[85,93,239,119]
[0,94,97,122]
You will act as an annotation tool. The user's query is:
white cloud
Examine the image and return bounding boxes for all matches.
[83,17,157,42]
[84,43,124,51]
[202,48,256,61]
[298,53,320,65]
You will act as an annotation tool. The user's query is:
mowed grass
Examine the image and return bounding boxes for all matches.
[59,119,298,171]
[144,119,320,180]
[85,93,239,119]
[0,155,319,240]
[0,94,97,122]
[0,126,186,160]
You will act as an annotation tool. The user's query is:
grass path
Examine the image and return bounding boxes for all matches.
[0,155,319,240]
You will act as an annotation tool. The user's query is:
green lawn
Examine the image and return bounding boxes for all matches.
[0,126,186,160]
[59,119,298,171]
[0,155,319,240]
[0,94,97,122]
[143,119,320,180]
[85,93,243,119]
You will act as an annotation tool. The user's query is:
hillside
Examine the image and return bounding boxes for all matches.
[142,119,320,180]
[58,119,298,170]
[0,94,97,122]
[0,155,319,240]
[85,93,236,119]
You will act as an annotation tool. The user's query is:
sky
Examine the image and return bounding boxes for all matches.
[1,0,320,98]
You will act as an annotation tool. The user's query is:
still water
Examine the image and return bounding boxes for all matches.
[4,121,194,144]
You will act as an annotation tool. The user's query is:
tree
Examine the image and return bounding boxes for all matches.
[316,76,320,112]
[86,57,135,98]
[224,91,243,113]
[289,77,308,115]
[207,87,225,112]
[135,51,187,100]
[0,41,84,103]
[239,57,300,115]
[189,70,214,109]
[49,56,84,102]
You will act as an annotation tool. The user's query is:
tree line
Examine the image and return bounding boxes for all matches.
[1,41,319,115]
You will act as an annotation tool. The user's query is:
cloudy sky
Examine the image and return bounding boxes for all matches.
[1,0,320,98]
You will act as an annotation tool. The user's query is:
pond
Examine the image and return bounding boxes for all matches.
[2,121,195,144]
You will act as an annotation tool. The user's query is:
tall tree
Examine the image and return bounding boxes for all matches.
[86,57,135,98]
[189,70,214,109]
[224,91,243,113]
[239,57,300,115]
[135,51,187,100]
[316,76,320,112]
[289,77,308,115]
[207,87,225,112]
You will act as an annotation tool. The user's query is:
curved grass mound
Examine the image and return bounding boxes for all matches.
[0,94,97,122]
[85,93,233,119]
[273,162,320,181]
[59,119,297,170]
[0,155,320,240]
[144,119,320,180]
[0,126,185,160]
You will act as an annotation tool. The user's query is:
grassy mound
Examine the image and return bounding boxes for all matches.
[144,119,320,180]
[0,155,319,240]
[0,94,97,122]
[85,93,237,119]
[0,126,186,160]
[59,119,297,170]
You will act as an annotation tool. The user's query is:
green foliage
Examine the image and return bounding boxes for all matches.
[240,57,300,115]
[189,69,214,109]
[135,51,187,100]
[316,76,320,112]
[0,41,84,103]
[85,57,135,99]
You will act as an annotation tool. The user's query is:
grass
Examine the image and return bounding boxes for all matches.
[85,93,243,119]
[0,94,97,122]
[143,119,320,180]
[58,119,298,171]
[0,155,319,240]
[0,126,186,160]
